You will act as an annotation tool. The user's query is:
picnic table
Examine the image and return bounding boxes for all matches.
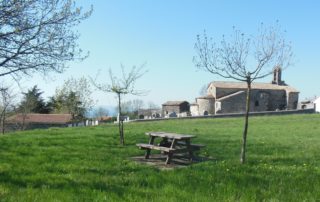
[136,132,204,164]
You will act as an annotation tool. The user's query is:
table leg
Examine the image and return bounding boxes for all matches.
[185,139,193,162]
[145,136,155,159]
[165,139,176,164]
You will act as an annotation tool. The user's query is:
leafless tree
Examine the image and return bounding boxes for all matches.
[199,84,208,96]
[94,107,109,121]
[0,0,92,80]
[194,23,293,164]
[91,64,147,145]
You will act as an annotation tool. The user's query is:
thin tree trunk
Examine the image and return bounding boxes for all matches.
[117,93,124,145]
[2,109,5,134]
[240,81,251,164]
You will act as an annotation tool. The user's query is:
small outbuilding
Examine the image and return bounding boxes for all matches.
[312,97,320,112]
[162,101,190,118]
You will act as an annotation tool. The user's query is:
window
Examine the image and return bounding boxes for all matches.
[255,100,259,107]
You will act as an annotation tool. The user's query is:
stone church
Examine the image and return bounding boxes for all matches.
[190,67,299,115]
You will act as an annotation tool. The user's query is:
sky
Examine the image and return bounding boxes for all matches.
[17,0,320,108]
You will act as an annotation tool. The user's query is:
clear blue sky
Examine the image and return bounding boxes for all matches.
[22,0,320,107]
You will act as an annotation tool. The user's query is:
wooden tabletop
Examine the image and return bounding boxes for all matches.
[145,132,195,140]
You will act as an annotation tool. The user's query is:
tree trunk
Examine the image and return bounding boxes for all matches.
[240,80,251,164]
[117,93,124,145]
[2,109,5,134]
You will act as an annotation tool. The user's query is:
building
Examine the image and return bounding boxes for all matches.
[138,108,162,119]
[162,101,190,117]
[193,67,299,115]
[300,97,320,112]
[190,95,215,116]
[314,97,320,112]
[7,113,73,130]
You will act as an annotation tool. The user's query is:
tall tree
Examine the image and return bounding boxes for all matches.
[91,64,147,145]
[19,85,48,114]
[194,23,292,164]
[0,0,92,80]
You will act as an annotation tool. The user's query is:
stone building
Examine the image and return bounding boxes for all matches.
[162,101,190,117]
[138,108,162,119]
[193,67,299,115]
[190,95,215,116]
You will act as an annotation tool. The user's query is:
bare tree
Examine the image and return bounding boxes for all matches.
[0,0,92,80]
[194,23,292,164]
[94,107,109,121]
[199,84,208,96]
[91,64,147,145]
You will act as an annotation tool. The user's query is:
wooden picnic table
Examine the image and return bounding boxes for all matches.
[137,132,204,164]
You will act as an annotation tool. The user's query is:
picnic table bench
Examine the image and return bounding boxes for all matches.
[136,132,205,164]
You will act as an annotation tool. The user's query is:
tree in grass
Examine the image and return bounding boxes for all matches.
[0,84,16,134]
[91,65,147,145]
[193,23,292,164]
[0,0,92,80]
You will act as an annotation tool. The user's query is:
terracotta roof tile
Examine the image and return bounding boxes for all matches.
[8,113,73,124]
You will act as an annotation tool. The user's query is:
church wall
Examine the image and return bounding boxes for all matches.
[287,92,299,110]
[218,93,246,114]
[216,88,288,114]
[251,89,287,111]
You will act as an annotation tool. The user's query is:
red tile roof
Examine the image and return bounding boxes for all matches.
[8,113,73,124]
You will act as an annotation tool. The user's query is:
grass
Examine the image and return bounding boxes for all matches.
[0,114,320,201]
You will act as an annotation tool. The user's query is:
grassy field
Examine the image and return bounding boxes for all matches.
[0,114,319,201]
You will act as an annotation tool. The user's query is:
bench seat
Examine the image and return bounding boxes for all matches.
[136,143,175,153]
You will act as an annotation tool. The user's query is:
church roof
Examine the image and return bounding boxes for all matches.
[209,81,299,93]
[196,94,215,99]
[217,91,245,101]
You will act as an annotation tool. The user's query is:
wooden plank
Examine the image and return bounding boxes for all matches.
[145,132,195,140]
[171,141,205,148]
[136,143,175,153]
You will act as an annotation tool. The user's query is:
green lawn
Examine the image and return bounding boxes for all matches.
[0,114,319,201]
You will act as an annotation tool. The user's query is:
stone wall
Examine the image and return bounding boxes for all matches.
[134,109,315,122]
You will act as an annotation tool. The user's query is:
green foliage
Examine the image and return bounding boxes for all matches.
[0,114,320,201]
[19,86,49,114]
[48,77,94,120]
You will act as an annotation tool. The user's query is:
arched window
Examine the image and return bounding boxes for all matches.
[255,100,259,107]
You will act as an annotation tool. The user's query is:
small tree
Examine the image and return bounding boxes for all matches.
[194,23,292,164]
[50,77,95,117]
[91,64,147,145]
[0,85,16,134]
